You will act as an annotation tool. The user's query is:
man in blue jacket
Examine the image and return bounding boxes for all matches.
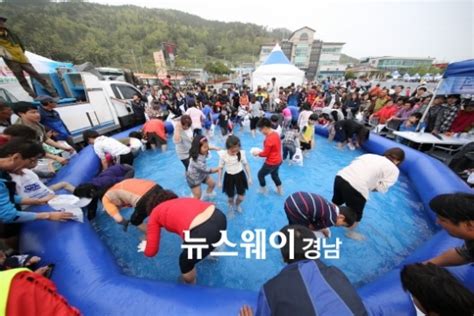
[37,96,73,147]
[239,225,367,316]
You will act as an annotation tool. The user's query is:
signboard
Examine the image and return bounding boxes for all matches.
[153,50,167,77]
[438,76,474,94]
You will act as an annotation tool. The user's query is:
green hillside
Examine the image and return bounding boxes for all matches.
[0,2,290,72]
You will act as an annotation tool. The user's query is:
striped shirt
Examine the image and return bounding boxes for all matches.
[284,192,339,230]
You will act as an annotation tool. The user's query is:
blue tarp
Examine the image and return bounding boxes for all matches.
[443,59,474,78]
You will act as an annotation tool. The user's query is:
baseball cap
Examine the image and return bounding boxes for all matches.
[36,95,59,105]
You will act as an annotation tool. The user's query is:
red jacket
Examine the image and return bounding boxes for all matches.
[143,119,166,139]
[144,198,213,257]
[373,105,400,124]
[6,270,81,316]
[258,131,282,165]
[450,110,474,133]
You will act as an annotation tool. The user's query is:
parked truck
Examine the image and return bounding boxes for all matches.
[0,52,145,142]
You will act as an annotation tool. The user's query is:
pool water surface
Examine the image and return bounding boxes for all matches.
[92,132,436,291]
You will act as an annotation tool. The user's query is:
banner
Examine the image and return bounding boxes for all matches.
[153,50,167,77]
[438,76,474,95]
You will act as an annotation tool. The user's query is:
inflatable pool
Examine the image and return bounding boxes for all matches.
[20,121,474,315]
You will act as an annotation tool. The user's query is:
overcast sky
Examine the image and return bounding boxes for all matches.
[93,0,472,62]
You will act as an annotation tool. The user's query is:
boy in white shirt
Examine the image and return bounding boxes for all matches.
[10,165,74,208]
[83,130,133,170]
[185,104,205,136]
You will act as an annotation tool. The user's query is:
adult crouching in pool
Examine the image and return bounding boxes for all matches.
[332,147,405,240]
[132,192,227,284]
[73,164,135,220]
[101,178,163,232]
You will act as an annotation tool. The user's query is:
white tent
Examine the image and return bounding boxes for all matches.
[251,44,304,91]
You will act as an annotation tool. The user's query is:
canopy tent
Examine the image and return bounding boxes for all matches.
[437,59,474,95]
[251,44,304,91]
[418,59,474,130]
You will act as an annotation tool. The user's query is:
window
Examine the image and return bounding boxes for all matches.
[111,85,121,99]
[295,44,309,55]
[112,84,141,100]
[321,47,341,54]
[299,33,309,42]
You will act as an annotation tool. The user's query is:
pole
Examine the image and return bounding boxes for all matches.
[130,49,139,73]
[138,57,144,74]
[416,78,443,131]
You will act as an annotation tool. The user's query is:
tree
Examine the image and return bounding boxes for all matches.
[406,66,443,76]
[344,71,356,80]
[204,61,232,75]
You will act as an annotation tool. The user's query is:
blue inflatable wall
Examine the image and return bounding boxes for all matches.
[19,125,473,315]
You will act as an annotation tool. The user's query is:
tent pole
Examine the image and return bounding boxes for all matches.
[416,78,444,132]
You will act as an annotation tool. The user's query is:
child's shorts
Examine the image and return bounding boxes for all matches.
[301,141,311,151]
[186,175,210,188]
[222,171,248,197]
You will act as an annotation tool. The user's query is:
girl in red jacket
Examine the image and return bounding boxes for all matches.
[138,191,227,284]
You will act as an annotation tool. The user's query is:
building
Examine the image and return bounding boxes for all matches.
[360,56,435,71]
[318,42,347,79]
[256,26,345,80]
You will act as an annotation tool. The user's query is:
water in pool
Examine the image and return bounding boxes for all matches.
[92,132,437,291]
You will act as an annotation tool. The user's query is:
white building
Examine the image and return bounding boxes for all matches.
[318,42,346,79]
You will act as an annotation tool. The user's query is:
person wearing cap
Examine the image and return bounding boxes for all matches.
[37,96,73,147]
[239,225,367,316]
[0,17,57,98]
[284,192,357,237]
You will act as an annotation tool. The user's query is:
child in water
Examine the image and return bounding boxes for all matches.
[281,122,300,163]
[217,135,252,214]
[299,114,318,155]
[186,135,220,199]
